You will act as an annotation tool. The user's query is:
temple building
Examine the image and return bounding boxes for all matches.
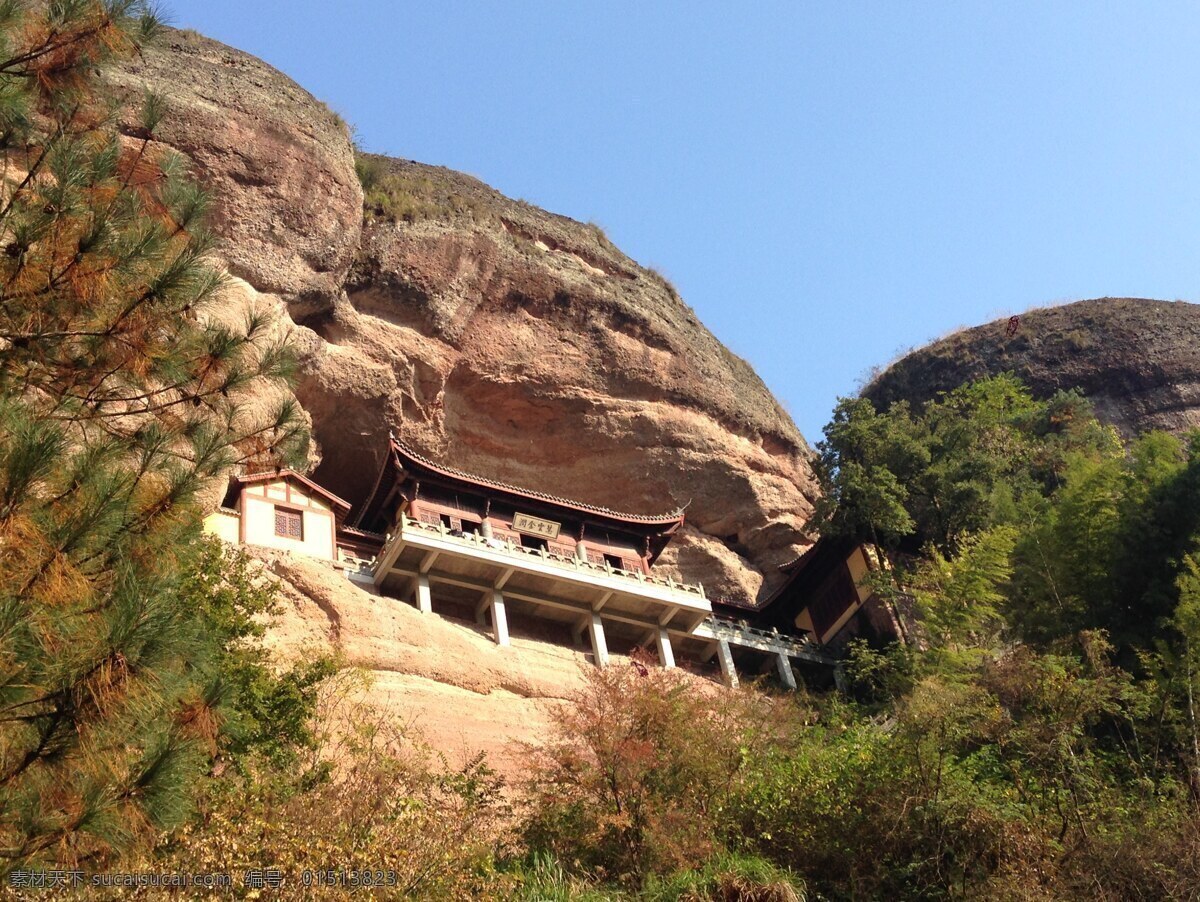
[350,437,709,671]
[205,436,845,688]
[203,470,353,562]
[715,536,908,654]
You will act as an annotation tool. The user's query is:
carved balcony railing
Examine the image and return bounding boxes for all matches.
[393,515,708,600]
[702,614,827,660]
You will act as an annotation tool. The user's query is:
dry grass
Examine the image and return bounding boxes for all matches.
[127,670,511,900]
[355,153,491,225]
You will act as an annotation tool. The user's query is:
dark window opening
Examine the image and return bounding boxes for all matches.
[603,553,624,570]
[274,507,303,540]
[520,533,549,551]
[439,513,480,536]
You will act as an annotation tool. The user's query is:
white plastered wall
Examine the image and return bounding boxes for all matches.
[202,509,240,544]
[240,479,336,560]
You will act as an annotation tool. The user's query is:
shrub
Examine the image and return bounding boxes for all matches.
[520,655,786,889]
[502,851,620,901]
[643,852,805,902]
[137,674,509,899]
[177,536,337,770]
[355,155,441,223]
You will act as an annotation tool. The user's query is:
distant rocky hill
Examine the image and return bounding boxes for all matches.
[105,28,818,604]
[864,297,1200,438]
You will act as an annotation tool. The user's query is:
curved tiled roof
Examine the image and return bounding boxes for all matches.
[338,525,386,541]
[390,438,685,528]
[778,542,819,572]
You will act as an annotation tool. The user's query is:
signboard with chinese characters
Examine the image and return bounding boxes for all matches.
[512,512,561,541]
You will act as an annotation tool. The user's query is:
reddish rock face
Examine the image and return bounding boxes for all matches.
[105,29,364,302]
[865,298,1200,439]
[111,31,819,603]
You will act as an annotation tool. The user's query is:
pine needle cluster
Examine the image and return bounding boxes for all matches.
[0,0,310,869]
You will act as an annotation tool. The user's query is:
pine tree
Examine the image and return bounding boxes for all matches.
[0,1,309,867]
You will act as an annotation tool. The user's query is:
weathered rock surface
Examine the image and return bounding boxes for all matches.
[105,28,363,304]
[109,29,820,603]
[299,159,818,601]
[864,298,1200,439]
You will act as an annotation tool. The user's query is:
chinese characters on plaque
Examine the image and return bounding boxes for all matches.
[512,512,561,540]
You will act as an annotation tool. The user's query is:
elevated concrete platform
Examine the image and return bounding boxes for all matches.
[368,516,835,689]
[373,515,712,667]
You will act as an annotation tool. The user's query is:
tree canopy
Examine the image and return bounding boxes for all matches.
[0,0,310,868]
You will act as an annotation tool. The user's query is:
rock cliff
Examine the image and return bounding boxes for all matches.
[864,298,1200,438]
[108,28,819,603]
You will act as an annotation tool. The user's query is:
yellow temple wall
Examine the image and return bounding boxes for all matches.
[846,546,874,603]
[203,508,241,544]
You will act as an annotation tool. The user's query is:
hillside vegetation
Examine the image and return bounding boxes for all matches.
[130,372,1200,898]
[3,4,1200,900]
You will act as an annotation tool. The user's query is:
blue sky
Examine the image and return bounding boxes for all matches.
[172,2,1200,443]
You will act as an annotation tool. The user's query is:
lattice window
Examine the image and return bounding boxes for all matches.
[274,507,303,540]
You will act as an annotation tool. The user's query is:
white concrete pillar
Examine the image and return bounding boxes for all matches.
[716,638,739,688]
[575,540,587,561]
[656,627,675,670]
[480,519,493,539]
[588,612,609,668]
[415,574,432,614]
[490,589,510,646]
[775,652,797,691]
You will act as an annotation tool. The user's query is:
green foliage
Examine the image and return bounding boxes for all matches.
[842,638,916,705]
[1140,552,1200,799]
[1006,430,1199,656]
[814,396,919,546]
[0,1,309,869]
[176,537,337,769]
[494,373,1200,899]
[730,641,1200,899]
[641,852,804,901]
[817,375,1119,554]
[503,851,621,901]
[506,626,1200,899]
[1102,435,1200,650]
[911,525,1017,666]
[738,373,1200,897]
